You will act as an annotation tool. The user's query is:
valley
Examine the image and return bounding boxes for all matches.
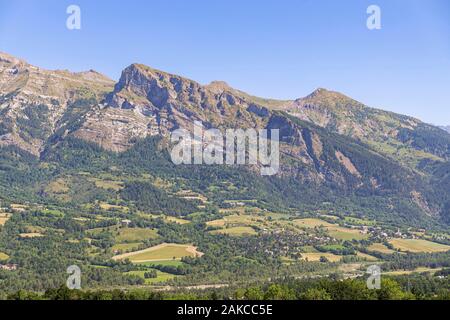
[0,52,449,298]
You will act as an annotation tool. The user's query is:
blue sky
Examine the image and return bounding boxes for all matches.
[0,0,449,125]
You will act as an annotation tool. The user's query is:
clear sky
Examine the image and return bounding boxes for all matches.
[0,0,449,125]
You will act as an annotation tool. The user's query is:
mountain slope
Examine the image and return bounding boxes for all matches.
[0,52,114,155]
[0,52,449,227]
[284,88,450,167]
[439,126,450,133]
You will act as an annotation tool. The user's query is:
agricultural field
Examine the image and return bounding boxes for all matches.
[0,213,11,226]
[98,202,129,212]
[356,251,378,261]
[300,252,342,262]
[19,233,44,239]
[384,267,443,276]
[87,177,124,191]
[0,252,9,260]
[343,217,376,226]
[326,226,368,241]
[137,212,191,225]
[206,214,262,228]
[367,243,396,254]
[114,228,159,242]
[389,239,450,253]
[165,216,191,225]
[292,218,335,228]
[124,270,177,284]
[293,218,369,241]
[112,243,203,263]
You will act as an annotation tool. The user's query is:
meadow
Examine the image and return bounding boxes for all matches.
[389,239,450,253]
[112,243,203,263]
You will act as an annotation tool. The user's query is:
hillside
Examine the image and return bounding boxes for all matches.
[0,52,450,293]
[0,52,114,155]
[1,52,450,226]
[440,126,450,133]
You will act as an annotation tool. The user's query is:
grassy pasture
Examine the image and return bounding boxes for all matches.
[0,213,11,226]
[327,226,368,241]
[99,202,129,212]
[300,252,342,262]
[343,217,376,226]
[88,178,123,191]
[367,243,396,254]
[384,267,443,276]
[0,252,9,260]
[115,228,158,242]
[389,239,450,253]
[356,251,378,261]
[207,214,261,227]
[293,218,368,241]
[125,270,177,284]
[165,216,191,225]
[111,242,143,253]
[292,218,335,228]
[113,243,203,263]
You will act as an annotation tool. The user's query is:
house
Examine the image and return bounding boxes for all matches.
[0,264,18,271]
[121,219,132,227]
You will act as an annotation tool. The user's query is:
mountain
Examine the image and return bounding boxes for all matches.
[0,52,114,155]
[440,126,450,133]
[1,52,450,227]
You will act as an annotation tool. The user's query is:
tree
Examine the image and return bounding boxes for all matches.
[244,287,264,300]
[300,288,332,300]
[264,284,295,300]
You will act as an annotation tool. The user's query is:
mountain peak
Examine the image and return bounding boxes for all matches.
[205,81,233,94]
[309,87,329,96]
[0,51,26,65]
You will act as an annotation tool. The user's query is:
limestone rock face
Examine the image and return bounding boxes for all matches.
[0,52,114,155]
[82,63,273,151]
[1,52,449,180]
[439,126,450,133]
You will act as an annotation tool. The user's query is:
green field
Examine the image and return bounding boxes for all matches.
[327,226,368,241]
[356,251,378,261]
[367,243,396,254]
[115,228,159,242]
[88,178,124,191]
[300,252,342,262]
[292,218,335,228]
[111,242,142,252]
[384,267,443,276]
[343,217,376,226]
[113,243,203,262]
[293,218,368,240]
[125,270,177,284]
[389,239,450,253]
